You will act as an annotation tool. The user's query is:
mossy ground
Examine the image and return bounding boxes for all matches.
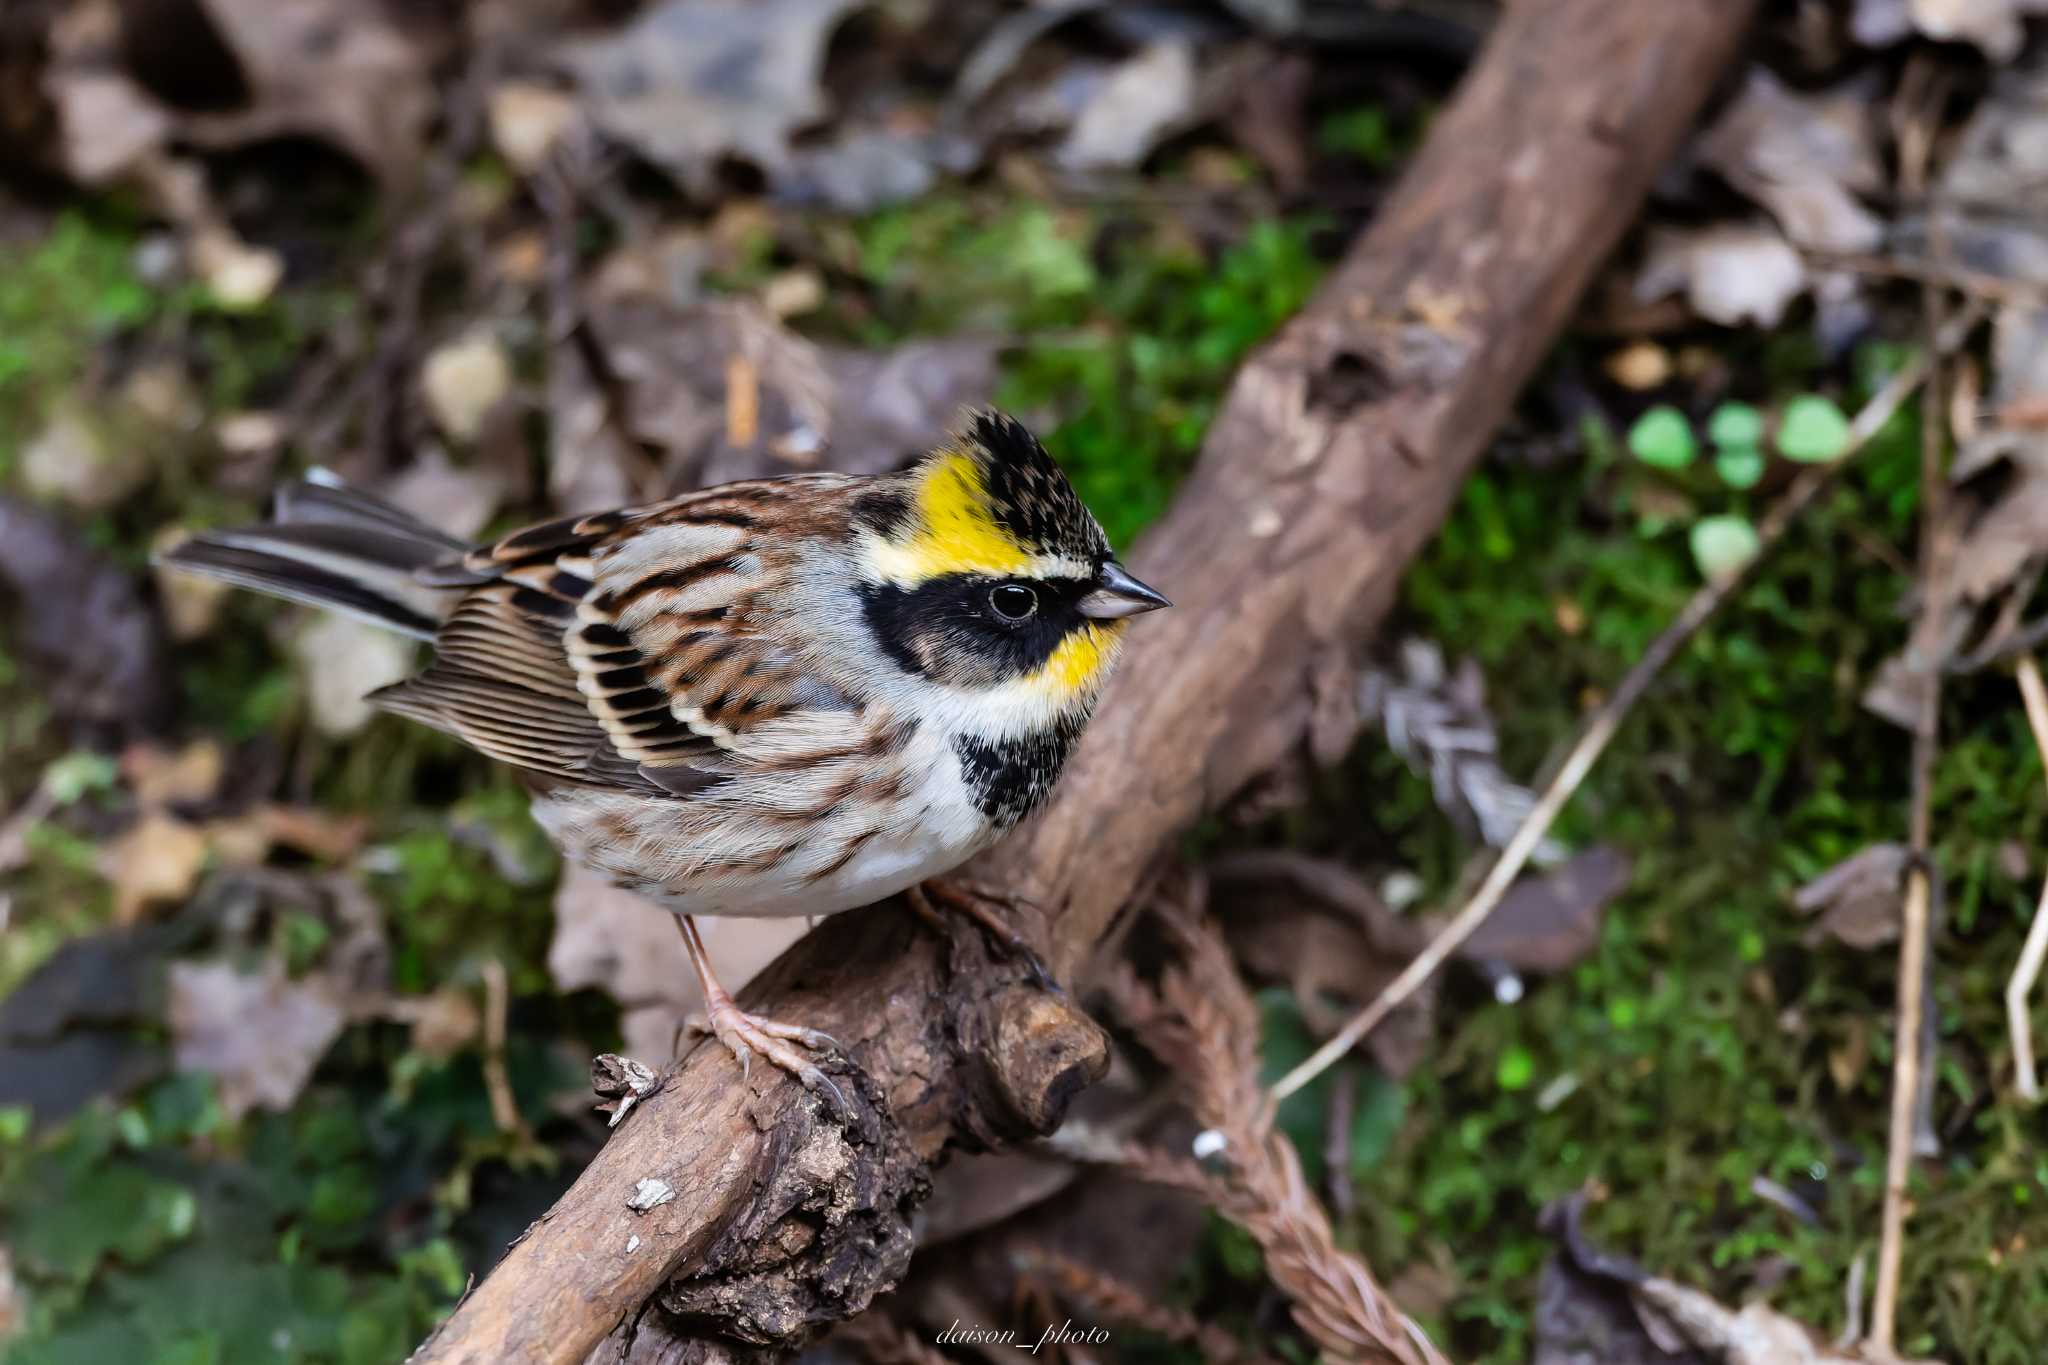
[4,122,2045,1362]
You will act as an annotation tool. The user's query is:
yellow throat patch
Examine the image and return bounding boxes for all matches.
[1023,620,1124,700]
[867,450,1033,584]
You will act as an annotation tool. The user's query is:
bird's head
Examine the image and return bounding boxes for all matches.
[852,410,1169,718]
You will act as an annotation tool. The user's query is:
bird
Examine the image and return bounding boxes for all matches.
[160,410,1169,1105]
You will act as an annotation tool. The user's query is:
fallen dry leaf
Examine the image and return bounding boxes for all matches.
[188,225,282,311]
[378,448,508,544]
[488,81,583,176]
[0,920,189,1129]
[252,805,370,863]
[1794,843,1908,951]
[20,406,148,511]
[1697,69,1883,256]
[546,864,806,1061]
[1896,0,2048,60]
[0,497,174,740]
[1605,341,1673,392]
[43,68,172,185]
[1058,41,1198,172]
[420,333,514,446]
[1636,223,1808,329]
[1539,1193,1936,1364]
[1864,59,2048,695]
[291,614,417,738]
[166,872,389,1118]
[151,527,233,641]
[1213,846,1625,1077]
[761,267,825,319]
[101,813,210,924]
[174,0,438,186]
[386,986,483,1060]
[168,959,345,1118]
[122,739,225,810]
[1362,639,1566,861]
[586,295,998,489]
[1464,846,1630,972]
[560,0,862,197]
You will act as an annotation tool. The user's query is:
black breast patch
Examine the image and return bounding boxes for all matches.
[952,718,1084,830]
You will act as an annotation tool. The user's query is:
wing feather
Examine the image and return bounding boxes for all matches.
[377,477,862,798]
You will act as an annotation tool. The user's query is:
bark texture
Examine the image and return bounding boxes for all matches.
[410,3,1759,1361]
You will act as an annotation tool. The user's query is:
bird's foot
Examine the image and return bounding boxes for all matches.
[907,878,1061,994]
[690,991,850,1117]
[673,913,852,1119]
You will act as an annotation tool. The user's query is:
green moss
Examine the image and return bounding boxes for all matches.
[826,194,1324,545]
[0,207,156,479]
[1303,346,2048,1362]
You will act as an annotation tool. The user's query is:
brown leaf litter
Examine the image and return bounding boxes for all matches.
[167,873,389,1119]
[1794,843,1910,951]
[557,0,862,198]
[1537,1193,1945,1365]
[1210,847,1628,1078]
[581,293,1000,492]
[547,864,807,1063]
[0,495,174,742]
[1635,67,1882,337]
[1865,52,2048,713]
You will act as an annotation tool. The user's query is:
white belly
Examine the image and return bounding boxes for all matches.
[527,722,996,919]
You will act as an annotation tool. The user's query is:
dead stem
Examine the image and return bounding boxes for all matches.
[1870,102,1954,1353]
[1111,881,1452,1365]
[1271,305,1986,1104]
[480,958,527,1140]
[1013,1246,1274,1364]
[2005,657,2048,1103]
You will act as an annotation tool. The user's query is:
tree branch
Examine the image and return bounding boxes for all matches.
[409,4,1760,1361]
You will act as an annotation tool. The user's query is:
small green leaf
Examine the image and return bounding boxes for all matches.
[1776,395,1851,463]
[42,750,118,805]
[1715,446,1765,489]
[1497,1045,1535,1092]
[1707,401,1764,450]
[1627,405,1696,469]
[1690,515,1761,583]
[1348,1070,1408,1173]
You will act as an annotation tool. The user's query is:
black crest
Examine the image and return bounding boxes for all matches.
[960,410,1111,565]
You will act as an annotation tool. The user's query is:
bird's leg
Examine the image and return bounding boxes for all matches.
[906,878,1060,993]
[674,915,849,1114]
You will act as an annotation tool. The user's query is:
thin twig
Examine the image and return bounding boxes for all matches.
[1807,250,2048,306]
[1870,840,1935,1355]
[2005,656,2048,1103]
[480,958,528,1140]
[1869,133,1954,1344]
[1272,306,1985,1104]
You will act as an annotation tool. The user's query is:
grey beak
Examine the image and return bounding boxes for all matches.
[1077,562,1171,620]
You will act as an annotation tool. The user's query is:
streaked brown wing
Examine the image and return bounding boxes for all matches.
[564,485,865,781]
[375,479,857,797]
[372,577,719,797]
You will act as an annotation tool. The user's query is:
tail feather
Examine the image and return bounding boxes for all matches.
[274,471,469,554]
[157,476,466,641]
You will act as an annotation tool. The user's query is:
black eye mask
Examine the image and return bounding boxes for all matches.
[856,574,1097,685]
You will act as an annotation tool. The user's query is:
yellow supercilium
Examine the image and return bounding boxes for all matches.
[869,451,1033,583]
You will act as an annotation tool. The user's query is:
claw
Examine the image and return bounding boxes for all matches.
[909,879,1065,996]
[673,914,857,1122]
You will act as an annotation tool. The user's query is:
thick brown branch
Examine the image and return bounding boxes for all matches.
[410,4,1758,1362]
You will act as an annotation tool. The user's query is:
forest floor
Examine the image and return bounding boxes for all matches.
[3,3,2047,1363]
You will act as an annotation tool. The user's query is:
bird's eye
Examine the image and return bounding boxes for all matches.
[989,583,1039,621]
